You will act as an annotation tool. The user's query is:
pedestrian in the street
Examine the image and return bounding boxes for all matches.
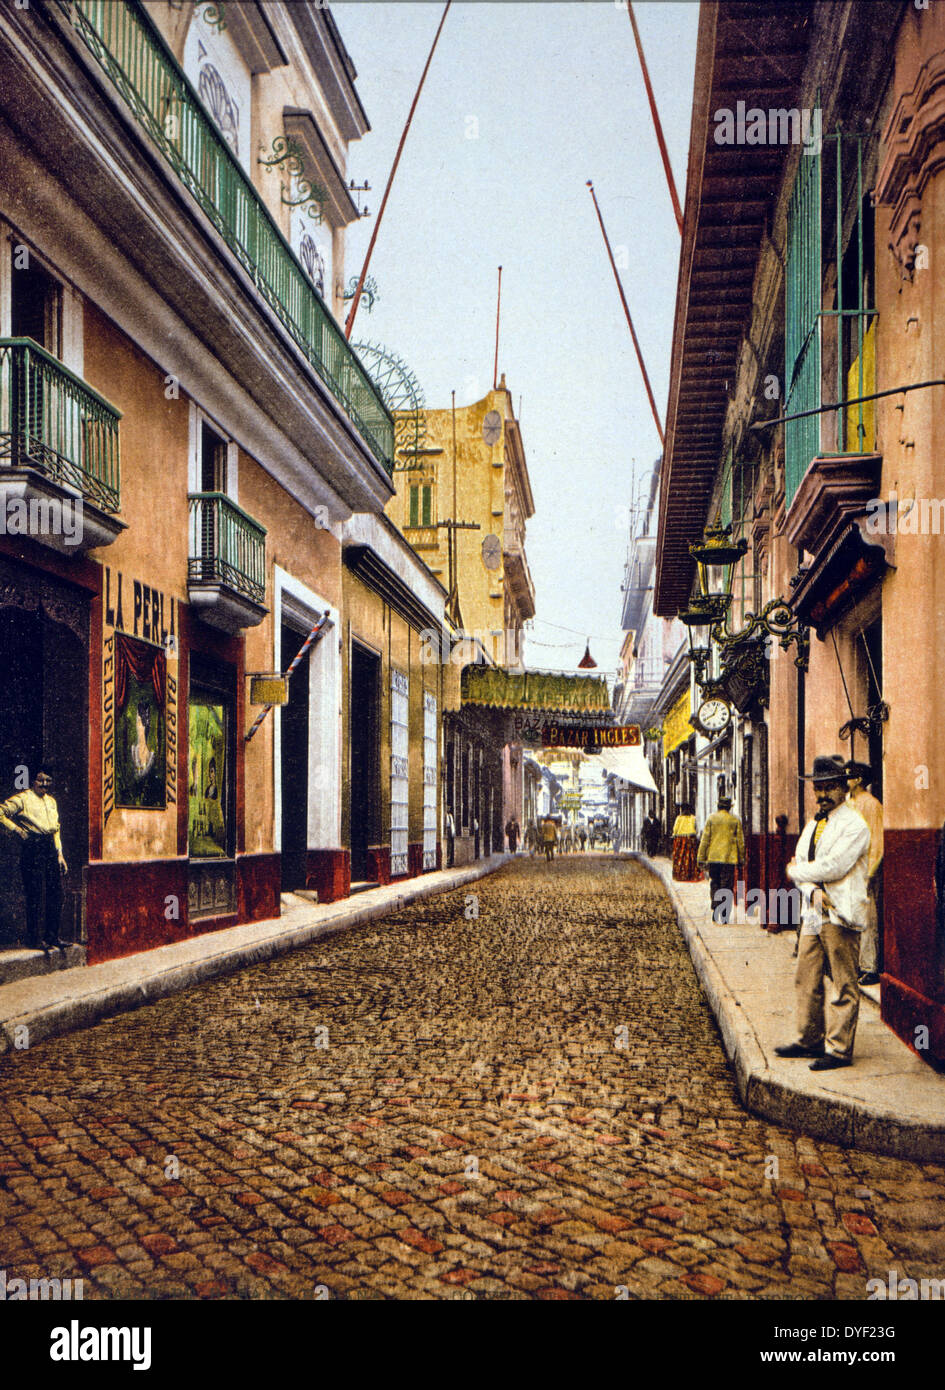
[697,795,745,923]
[541,816,558,862]
[611,820,623,856]
[671,803,700,881]
[845,760,883,986]
[445,809,455,868]
[577,822,587,852]
[0,764,69,954]
[505,817,520,854]
[774,754,870,1071]
[641,810,661,858]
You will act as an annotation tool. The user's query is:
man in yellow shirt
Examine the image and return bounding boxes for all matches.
[0,765,68,953]
[845,760,883,986]
[697,795,746,923]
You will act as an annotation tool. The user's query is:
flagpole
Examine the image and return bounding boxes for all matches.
[627,2,683,234]
[587,181,665,446]
[345,3,451,340]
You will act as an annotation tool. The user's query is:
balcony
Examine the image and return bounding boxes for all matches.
[0,337,124,553]
[188,492,267,632]
[59,0,394,475]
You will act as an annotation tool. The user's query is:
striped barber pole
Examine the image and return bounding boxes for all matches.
[244,610,333,743]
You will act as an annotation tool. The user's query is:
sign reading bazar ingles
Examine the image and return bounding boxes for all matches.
[102,567,179,827]
[542,723,641,748]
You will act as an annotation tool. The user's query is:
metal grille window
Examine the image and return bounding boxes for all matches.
[423,691,437,870]
[785,127,876,506]
[390,669,409,877]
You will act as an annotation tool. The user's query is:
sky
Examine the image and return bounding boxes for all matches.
[335,1,700,681]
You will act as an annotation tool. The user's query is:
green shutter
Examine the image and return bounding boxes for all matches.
[408,486,419,528]
[421,485,432,527]
[785,144,822,508]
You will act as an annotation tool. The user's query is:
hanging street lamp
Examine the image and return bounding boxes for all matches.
[680,520,810,719]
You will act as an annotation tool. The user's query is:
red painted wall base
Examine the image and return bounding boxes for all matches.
[407,842,423,877]
[85,859,189,964]
[882,975,945,1072]
[237,852,280,923]
[306,849,351,903]
[367,845,391,886]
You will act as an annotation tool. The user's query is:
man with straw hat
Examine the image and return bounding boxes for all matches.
[774,755,870,1071]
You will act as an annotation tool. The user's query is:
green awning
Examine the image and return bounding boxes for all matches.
[461,666,610,713]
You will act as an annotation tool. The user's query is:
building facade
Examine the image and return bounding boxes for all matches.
[654,0,945,1065]
[0,0,451,964]
[387,380,537,864]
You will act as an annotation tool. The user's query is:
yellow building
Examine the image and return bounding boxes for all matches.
[386,379,536,863]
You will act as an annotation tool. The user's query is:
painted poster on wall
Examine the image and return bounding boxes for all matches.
[188,698,226,858]
[115,634,167,809]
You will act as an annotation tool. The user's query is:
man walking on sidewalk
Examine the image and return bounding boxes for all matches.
[775,755,870,1072]
[697,795,745,923]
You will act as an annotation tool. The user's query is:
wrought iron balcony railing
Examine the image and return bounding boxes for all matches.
[0,337,121,512]
[188,492,266,606]
[57,0,394,475]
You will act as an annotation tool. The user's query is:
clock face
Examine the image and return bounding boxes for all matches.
[698,697,732,732]
[482,410,502,445]
[482,534,502,570]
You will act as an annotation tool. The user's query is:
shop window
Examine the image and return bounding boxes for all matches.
[188,654,236,918]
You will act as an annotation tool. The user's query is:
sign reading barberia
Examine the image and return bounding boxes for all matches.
[542,723,641,748]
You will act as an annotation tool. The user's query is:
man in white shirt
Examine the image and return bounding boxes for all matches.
[774,755,870,1071]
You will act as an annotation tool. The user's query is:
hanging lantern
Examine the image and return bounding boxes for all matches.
[577,640,597,669]
[689,520,748,603]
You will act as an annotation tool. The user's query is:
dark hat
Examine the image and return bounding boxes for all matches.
[844,759,873,785]
[718,795,732,809]
[799,754,848,785]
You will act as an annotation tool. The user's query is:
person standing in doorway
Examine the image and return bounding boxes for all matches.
[775,755,870,1071]
[0,764,68,954]
[697,795,745,923]
[844,760,883,986]
[642,810,661,858]
[445,808,455,868]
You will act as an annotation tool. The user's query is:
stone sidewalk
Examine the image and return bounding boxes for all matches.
[640,854,945,1163]
[0,856,510,1058]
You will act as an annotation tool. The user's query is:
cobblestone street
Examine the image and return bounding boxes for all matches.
[1,856,944,1301]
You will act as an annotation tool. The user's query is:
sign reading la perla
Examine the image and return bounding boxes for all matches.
[102,569,178,825]
[104,566,177,651]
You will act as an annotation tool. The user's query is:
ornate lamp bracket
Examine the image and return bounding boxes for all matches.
[712,597,810,673]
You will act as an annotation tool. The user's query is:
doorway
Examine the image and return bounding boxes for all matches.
[0,588,88,946]
[280,621,310,891]
[349,643,380,882]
